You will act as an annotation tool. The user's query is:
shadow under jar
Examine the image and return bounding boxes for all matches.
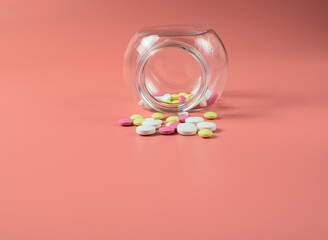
[124,25,228,113]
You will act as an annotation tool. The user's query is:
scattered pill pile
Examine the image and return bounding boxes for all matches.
[119,111,218,138]
[138,89,219,109]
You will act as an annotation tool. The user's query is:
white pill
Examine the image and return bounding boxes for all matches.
[197,122,216,131]
[136,125,156,135]
[166,122,172,127]
[199,96,207,107]
[142,120,162,129]
[138,99,144,106]
[185,116,204,125]
[205,89,212,100]
[178,112,189,116]
[145,118,155,121]
[177,123,197,136]
[161,93,171,101]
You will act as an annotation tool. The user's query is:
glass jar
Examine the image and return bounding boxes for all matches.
[123,25,228,113]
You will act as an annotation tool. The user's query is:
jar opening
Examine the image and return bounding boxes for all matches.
[136,42,208,113]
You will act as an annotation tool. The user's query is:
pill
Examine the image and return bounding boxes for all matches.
[178,95,186,103]
[136,125,156,135]
[119,118,133,126]
[204,111,217,119]
[133,118,145,125]
[197,122,216,131]
[159,127,175,135]
[138,100,144,106]
[198,129,213,138]
[177,123,197,136]
[178,112,189,116]
[199,96,207,107]
[154,92,166,97]
[179,92,189,97]
[185,116,204,125]
[171,94,179,100]
[186,93,194,100]
[166,116,179,122]
[205,89,212,100]
[178,115,189,123]
[130,114,143,120]
[166,121,180,130]
[142,120,162,129]
[152,112,165,120]
[171,100,180,104]
[161,93,171,102]
[207,92,218,105]
[145,118,155,121]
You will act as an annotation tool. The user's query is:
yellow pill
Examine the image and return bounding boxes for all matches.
[178,92,189,98]
[133,118,145,125]
[171,94,179,100]
[198,129,213,138]
[152,112,165,120]
[186,93,194,100]
[204,111,217,120]
[166,116,179,122]
[130,114,143,120]
[171,100,180,104]
[164,99,172,103]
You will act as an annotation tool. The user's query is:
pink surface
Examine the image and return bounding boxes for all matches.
[1,0,328,240]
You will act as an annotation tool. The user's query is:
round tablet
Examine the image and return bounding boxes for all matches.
[204,111,217,120]
[166,116,179,123]
[198,129,213,138]
[130,114,143,120]
[178,115,189,123]
[178,112,189,116]
[161,94,171,102]
[166,121,180,130]
[199,96,207,107]
[136,125,156,135]
[178,95,186,103]
[185,116,204,125]
[197,122,216,131]
[119,118,133,126]
[177,123,197,136]
[152,112,165,120]
[154,92,166,97]
[142,120,162,129]
[159,127,175,135]
[207,92,218,105]
[133,118,145,126]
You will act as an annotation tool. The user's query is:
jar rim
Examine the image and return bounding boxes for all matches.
[136,41,208,113]
[138,25,211,36]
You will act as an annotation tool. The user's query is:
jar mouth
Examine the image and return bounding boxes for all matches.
[138,25,211,36]
[136,41,208,113]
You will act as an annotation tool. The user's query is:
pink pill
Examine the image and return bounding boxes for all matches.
[159,126,175,135]
[119,118,133,126]
[154,92,166,97]
[178,95,186,103]
[168,121,180,130]
[178,115,189,123]
[207,92,218,105]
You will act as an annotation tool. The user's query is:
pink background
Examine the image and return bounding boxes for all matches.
[1,0,328,239]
